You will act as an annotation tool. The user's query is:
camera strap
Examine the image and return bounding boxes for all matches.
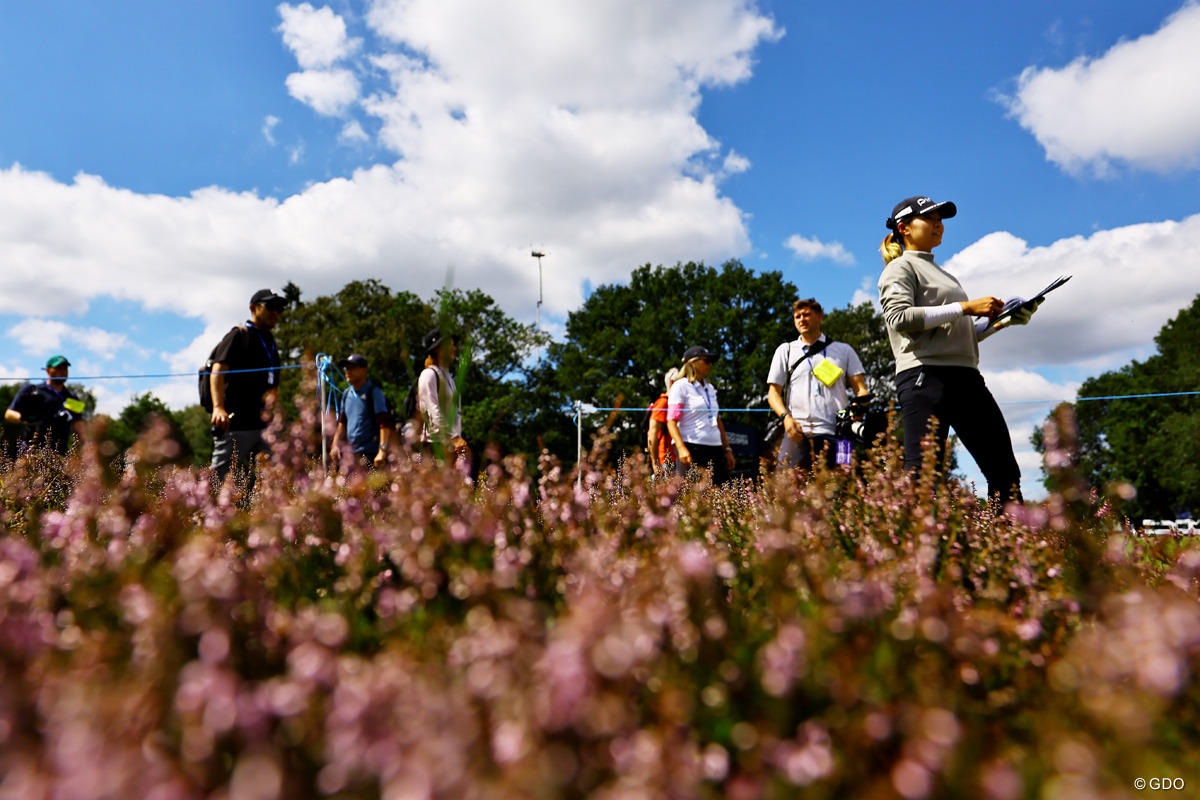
[781,337,833,407]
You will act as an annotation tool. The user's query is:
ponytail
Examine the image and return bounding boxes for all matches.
[880,231,904,265]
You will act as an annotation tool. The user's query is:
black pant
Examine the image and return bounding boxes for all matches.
[676,442,732,485]
[895,366,1021,506]
[779,434,839,471]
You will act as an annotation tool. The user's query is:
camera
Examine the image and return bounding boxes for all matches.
[834,393,888,447]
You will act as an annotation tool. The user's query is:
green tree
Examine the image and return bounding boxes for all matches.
[548,261,794,417]
[99,393,200,465]
[271,280,548,458]
[432,288,551,456]
[176,404,215,467]
[1036,293,1200,519]
[273,279,433,416]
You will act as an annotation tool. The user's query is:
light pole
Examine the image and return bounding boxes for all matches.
[531,250,545,329]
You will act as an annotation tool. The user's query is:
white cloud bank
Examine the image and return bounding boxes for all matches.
[946,213,1200,374]
[1003,0,1200,174]
[0,0,781,383]
[5,319,137,361]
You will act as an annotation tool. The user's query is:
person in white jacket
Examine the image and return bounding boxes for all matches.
[416,328,470,464]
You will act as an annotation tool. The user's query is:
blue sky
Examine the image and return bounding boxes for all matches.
[2,0,1200,497]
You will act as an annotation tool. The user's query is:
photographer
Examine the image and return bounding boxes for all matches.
[4,355,87,454]
[766,299,869,470]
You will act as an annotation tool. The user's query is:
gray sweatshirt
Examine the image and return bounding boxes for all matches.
[878,251,979,373]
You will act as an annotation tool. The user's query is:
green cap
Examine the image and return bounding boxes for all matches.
[46,355,71,368]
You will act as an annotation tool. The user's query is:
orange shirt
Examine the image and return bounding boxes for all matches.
[649,394,676,464]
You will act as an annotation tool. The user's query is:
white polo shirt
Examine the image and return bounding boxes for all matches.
[766,335,864,437]
[667,378,723,446]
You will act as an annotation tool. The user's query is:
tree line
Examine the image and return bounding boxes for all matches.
[1035,291,1200,521]
[7,262,1192,519]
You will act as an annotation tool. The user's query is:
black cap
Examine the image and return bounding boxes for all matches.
[338,353,368,369]
[886,196,957,230]
[250,288,286,311]
[682,345,719,362]
[422,328,445,354]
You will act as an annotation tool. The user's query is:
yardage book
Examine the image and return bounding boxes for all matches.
[978,275,1071,340]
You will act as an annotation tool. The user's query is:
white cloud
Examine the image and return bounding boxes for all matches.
[277,3,359,70]
[722,151,750,175]
[849,277,876,307]
[1002,1,1200,174]
[262,115,280,145]
[285,68,361,116]
[339,119,369,143]
[783,234,855,265]
[945,214,1200,373]
[5,318,138,361]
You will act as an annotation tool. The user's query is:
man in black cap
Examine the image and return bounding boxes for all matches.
[4,355,87,454]
[330,353,394,468]
[209,288,286,488]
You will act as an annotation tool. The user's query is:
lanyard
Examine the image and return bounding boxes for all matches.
[246,322,280,384]
[246,322,279,365]
[692,381,716,419]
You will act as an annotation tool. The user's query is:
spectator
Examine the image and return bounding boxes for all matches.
[4,355,86,454]
[416,328,471,465]
[331,354,394,468]
[878,195,1026,507]
[666,345,736,485]
[766,298,869,470]
[647,367,682,476]
[209,288,285,488]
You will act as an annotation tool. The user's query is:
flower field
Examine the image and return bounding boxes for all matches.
[1,399,1198,799]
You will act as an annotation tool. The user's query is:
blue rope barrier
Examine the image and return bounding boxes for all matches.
[5,362,314,382]
[314,354,349,419]
[586,389,1200,414]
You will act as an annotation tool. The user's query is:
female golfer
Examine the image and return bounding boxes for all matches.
[878,196,1026,507]
[666,345,736,485]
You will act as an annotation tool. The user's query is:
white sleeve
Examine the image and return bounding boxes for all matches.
[922,303,964,327]
[417,368,444,434]
[844,345,865,381]
[766,342,791,387]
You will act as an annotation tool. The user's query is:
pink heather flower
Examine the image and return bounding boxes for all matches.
[678,542,711,578]
[893,759,932,799]
[1016,619,1042,642]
